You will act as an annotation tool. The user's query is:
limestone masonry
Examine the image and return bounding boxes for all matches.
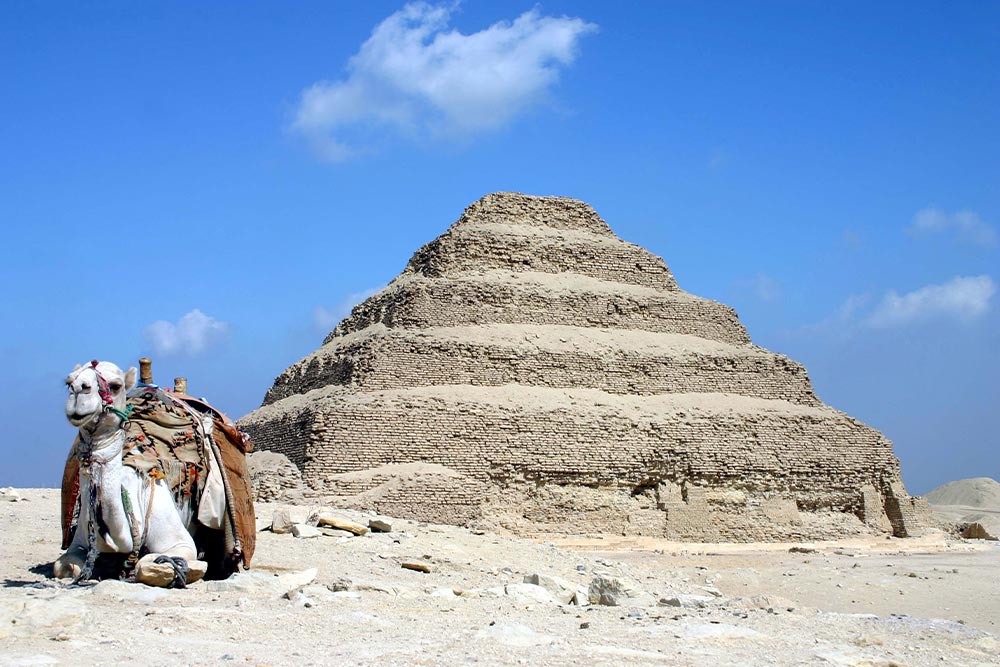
[240,192,932,540]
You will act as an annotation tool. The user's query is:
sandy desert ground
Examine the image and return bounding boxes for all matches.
[1,489,998,667]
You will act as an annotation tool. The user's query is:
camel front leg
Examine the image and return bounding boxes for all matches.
[134,480,201,588]
[54,501,90,580]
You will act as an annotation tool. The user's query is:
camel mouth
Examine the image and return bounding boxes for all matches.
[67,413,96,427]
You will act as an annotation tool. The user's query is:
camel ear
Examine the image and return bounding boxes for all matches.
[124,367,138,391]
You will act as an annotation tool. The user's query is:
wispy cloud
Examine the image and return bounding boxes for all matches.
[291,2,597,161]
[800,276,995,336]
[908,207,997,248]
[315,286,385,331]
[733,273,781,301]
[865,275,995,328]
[143,309,230,357]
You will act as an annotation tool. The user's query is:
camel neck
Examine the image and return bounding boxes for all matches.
[79,429,134,553]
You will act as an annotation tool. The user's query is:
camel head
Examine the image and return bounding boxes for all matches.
[65,361,137,428]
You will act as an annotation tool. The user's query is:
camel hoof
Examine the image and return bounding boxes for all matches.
[53,559,81,580]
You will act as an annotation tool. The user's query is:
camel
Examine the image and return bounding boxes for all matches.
[55,360,251,587]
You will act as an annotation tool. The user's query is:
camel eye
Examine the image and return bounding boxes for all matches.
[80,383,91,392]
[109,382,122,392]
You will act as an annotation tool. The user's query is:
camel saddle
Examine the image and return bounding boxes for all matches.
[61,387,256,569]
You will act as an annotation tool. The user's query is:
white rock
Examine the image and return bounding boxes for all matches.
[271,508,294,534]
[92,579,168,603]
[587,575,655,607]
[0,487,22,502]
[523,573,586,605]
[292,524,322,538]
[505,583,561,606]
[659,594,715,608]
[0,597,87,639]
[206,568,317,596]
[475,623,557,648]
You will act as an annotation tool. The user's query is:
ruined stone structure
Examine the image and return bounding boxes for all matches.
[240,192,932,540]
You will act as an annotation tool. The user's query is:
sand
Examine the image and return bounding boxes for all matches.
[2,489,998,667]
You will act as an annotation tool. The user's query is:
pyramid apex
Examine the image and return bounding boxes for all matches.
[454,192,613,235]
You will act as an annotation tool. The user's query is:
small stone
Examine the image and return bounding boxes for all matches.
[587,575,654,607]
[658,594,714,609]
[271,508,294,534]
[523,573,586,605]
[291,524,322,539]
[579,622,590,629]
[320,527,354,538]
[401,560,433,573]
[134,554,208,587]
[327,578,352,592]
[504,583,560,606]
[369,519,393,533]
[315,513,369,536]
[0,487,22,502]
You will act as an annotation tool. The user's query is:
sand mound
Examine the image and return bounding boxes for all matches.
[926,477,1000,509]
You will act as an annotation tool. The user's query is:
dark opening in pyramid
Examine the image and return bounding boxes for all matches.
[240,192,931,540]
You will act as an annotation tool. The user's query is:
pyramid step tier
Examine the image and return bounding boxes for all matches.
[405,223,678,290]
[242,384,900,498]
[329,271,750,345]
[269,324,817,406]
[453,192,615,236]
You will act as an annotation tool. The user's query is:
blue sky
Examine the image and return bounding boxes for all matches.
[1,2,996,493]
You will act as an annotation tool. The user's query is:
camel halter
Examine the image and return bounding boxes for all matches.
[80,361,133,426]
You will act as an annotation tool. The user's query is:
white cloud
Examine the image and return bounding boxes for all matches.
[733,273,781,301]
[143,309,230,357]
[315,286,385,331]
[865,275,995,328]
[908,207,997,247]
[800,276,994,337]
[291,2,597,160]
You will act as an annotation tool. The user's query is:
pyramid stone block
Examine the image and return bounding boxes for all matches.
[240,192,932,540]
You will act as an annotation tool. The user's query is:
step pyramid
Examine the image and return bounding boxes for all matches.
[240,192,931,540]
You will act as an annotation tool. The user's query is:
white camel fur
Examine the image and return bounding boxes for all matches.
[54,360,197,585]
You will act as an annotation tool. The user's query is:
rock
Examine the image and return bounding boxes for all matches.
[91,579,168,603]
[431,587,457,597]
[271,508,294,534]
[291,524,322,538]
[369,519,393,533]
[587,574,655,607]
[401,560,433,573]
[659,594,715,609]
[327,578,352,592]
[134,555,207,587]
[0,487,22,502]
[505,583,561,606]
[960,522,998,540]
[0,597,87,639]
[522,573,586,605]
[321,527,355,538]
[315,513,369,536]
[351,582,397,595]
[475,623,556,648]
[206,568,317,596]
